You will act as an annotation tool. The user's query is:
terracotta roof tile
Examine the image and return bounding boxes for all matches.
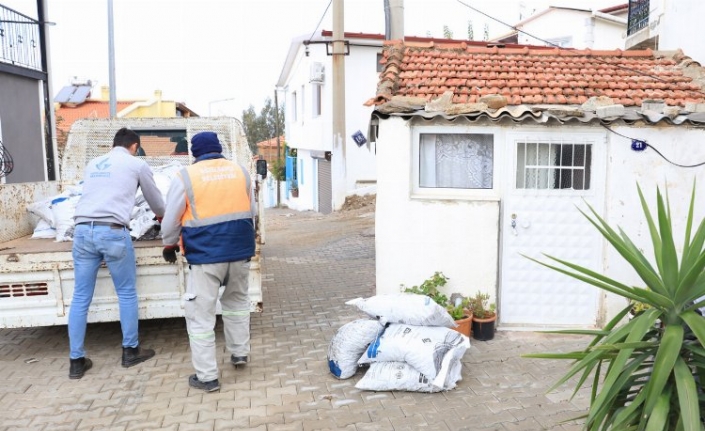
[367,43,705,109]
[55,101,134,135]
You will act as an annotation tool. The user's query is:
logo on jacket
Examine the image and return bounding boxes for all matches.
[91,157,112,178]
[96,157,111,170]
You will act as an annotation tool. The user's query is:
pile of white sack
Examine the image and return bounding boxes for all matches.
[26,162,184,242]
[327,293,470,392]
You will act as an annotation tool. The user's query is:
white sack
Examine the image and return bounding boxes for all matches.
[358,323,470,387]
[31,219,56,239]
[346,293,456,328]
[327,319,384,379]
[51,195,81,242]
[355,360,463,392]
[26,198,55,228]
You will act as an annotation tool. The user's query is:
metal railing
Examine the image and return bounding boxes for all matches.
[627,0,650,36]
[0,4,42,71]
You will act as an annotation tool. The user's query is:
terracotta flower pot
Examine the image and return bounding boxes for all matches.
[452,313,473,337]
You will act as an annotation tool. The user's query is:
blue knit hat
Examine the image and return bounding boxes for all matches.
[191,132,222,157]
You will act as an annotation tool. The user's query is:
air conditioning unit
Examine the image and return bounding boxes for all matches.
[310,62,324,84]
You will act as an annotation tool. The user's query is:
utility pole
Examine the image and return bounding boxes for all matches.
[274,88,281,206]
[331,0,346,211]
[107,0,117,118]
[389,0,404,40]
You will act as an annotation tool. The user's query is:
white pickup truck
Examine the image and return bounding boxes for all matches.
[0,117,264,328]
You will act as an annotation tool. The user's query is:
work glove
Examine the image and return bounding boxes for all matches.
[163,245,180,263]
[152,215,163,232]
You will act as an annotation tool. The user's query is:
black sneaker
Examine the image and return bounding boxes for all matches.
[189,374,220,392]
[69,357,93,379]
[231,355,248,366]
[121,345,155,368]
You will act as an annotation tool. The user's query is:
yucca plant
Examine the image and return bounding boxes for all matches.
[524,183,705,430]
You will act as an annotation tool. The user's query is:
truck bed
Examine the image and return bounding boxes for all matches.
[0,235,162,255]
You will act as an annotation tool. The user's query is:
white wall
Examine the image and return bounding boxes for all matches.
[601,124,705,321]
[375,117,500,302]
[519,9,625,49]
[281,40,379,211]
[657,1,705,64]
[375,115,705,326]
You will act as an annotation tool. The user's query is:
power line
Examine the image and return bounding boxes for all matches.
[600,124,705,168]
[450,1,705,169]
[454,0,705,100]
[307,0,332,43]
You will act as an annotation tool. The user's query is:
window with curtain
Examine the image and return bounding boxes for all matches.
[419,133,494,189]
[515,140,592,190]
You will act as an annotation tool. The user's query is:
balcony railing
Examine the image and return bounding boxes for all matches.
[0,4,42,71]
[627,0,650,36]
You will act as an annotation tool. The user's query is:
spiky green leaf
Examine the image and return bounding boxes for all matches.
[673,357,701,431]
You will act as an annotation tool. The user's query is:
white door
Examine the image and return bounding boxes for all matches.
[500,132,605,328]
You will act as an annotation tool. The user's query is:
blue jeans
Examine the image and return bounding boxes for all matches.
[68,223,138,359]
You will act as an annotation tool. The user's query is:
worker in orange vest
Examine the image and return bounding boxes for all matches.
[161,131,255,392]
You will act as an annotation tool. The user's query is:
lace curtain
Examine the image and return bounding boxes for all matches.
[419,133,493,189]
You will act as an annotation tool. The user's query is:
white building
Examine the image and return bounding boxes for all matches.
[625,0,705,64]
[367,40,705,329]
[492,4,628,49]
[276,31,381,213]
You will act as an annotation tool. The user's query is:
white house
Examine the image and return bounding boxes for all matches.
[492,4,628,49]
[366,40,705,330]
[625,0,705,65]
[276,31,381,213]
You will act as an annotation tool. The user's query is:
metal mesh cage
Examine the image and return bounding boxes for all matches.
[60,117,253,186]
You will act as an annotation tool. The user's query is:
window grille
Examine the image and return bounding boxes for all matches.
[627,0,650,36]
[515,139,592,190]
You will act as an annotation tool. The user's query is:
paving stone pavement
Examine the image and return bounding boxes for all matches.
[0,204,595,431]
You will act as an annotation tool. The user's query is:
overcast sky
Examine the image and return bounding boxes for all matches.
[3,0,618,117]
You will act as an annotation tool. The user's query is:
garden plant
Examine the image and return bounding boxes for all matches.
[525,183,705,430]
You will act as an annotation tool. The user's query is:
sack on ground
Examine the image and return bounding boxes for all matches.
[328,319,384,379]
[346,293,456,328]
[358,323,470,387]
[355,360,463,392]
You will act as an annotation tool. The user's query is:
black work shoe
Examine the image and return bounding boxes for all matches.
[69,357,93,379]
[231,355,248,366]
[189,374,220,392]
[121,345,155,368]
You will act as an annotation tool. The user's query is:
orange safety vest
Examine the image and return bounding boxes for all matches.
[177,158,255,264]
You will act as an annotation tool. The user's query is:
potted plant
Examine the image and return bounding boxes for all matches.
[401,272,472,335]
[289,179,299,197]
[470,291,496,341]
[447,297,473,337]
[524,183,705,429]
[400,271,449,308]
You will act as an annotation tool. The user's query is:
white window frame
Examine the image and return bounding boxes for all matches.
[291,91,298,122]
[300,84,305,124]
[312,84,322,118]
[508,131,603,197]
[411,125,501,201]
